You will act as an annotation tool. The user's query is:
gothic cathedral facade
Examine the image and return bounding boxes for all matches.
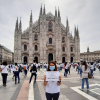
[14,5,80,64]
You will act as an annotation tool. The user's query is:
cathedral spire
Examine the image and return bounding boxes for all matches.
[74,25,76,37]
[29,10,33,27]
[77,25,79,36]
[30,10,32,22]
[43,4,45,15]
[15,17,18,31]
[58,7,60,17]
[19,17,22,32]
[55,6,57,17]
[66,17,69,28]
[40,4,42,15]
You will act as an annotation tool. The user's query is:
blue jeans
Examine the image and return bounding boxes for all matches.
[64,69,68,77]
[46,92,59,100]
[82,78,89,89]
[80,69,82,78]
[78,68,80,73]
[90,69,93,76]
[14,71,20,83]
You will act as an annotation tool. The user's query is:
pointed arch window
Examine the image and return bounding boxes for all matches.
[24,44,27,51]
[62,46,65,52]
[62,37,65,43]
[71,47,73,52]
[34,34,38,41]
[48,22,53,32]
[49,38,52,44]
[35,45,38,51]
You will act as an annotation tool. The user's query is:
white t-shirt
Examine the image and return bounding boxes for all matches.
[57,64,60,68]
[1,65,8,74]
[45,72,60,93]
[65,65,68,69]
[12,65,15,71]
[91,65,94,70]
[46,64,48,68]
[14,66,19,71]
[22,64,28,70]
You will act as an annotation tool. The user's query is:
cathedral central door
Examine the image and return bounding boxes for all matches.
[70,57,73,62]
[24,56,27,63]
[34,57,38,63]
[48,53,53,62]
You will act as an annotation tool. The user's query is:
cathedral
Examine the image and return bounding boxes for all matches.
[14,5,80,64]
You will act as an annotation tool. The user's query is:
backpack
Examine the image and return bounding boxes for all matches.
[30,64,37,72]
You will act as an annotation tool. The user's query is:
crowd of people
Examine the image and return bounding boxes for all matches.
[0,60,100,100]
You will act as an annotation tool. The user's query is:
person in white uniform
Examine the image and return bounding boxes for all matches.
[14,63,20,84]
[44,61,61,100]
[1,61,8,87]
[81,61,89,91]
[29,60,37,83]
[22,62,28,77]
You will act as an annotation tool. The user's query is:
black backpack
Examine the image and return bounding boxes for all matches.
[30,64,37,72]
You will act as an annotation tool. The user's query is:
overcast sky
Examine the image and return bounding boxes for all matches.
[0,0,100,53]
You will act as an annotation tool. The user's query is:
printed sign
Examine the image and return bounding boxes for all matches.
[45,71,60,81]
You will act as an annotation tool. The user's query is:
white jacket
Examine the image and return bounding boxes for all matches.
[82,65,89,78]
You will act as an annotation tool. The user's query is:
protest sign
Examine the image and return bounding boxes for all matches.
[45,71,60,81]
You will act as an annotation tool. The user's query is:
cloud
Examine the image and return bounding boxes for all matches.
[0,0,100,53]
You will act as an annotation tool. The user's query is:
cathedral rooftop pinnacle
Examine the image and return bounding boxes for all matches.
[40,4,42,15]
[15,17,19,31]
[55,6,57,17]
[19,17,22,32]
[58,7,60,17]
[43,4,46,15]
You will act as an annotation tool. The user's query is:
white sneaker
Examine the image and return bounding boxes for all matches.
[81,89,83,91]
[87,89,89,91]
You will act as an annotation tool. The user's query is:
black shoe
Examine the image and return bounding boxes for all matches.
[18,82,20,83]
[15,83,17,84]
[34,81,36,83]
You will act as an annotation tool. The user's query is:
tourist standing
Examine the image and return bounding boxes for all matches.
[79,62,83,79]
[64,62,68,77]
[99,62,100,71]
[12,64,15,79]
[29,60,37,83]
[14,63,20,84]
[90,62,94,78]
[44,61,61,100]
[1,61,8,87]
[68,63,71,74]
[22,62,28,77]
[81,61,89,91]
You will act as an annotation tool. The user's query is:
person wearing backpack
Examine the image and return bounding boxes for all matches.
[29,60,37,83]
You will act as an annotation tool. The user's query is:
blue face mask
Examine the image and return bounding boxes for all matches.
[49,66,55,70]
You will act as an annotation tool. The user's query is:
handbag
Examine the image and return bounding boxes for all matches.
[88,72,92,79]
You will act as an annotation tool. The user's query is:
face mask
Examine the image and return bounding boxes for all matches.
[49,66,55,70]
